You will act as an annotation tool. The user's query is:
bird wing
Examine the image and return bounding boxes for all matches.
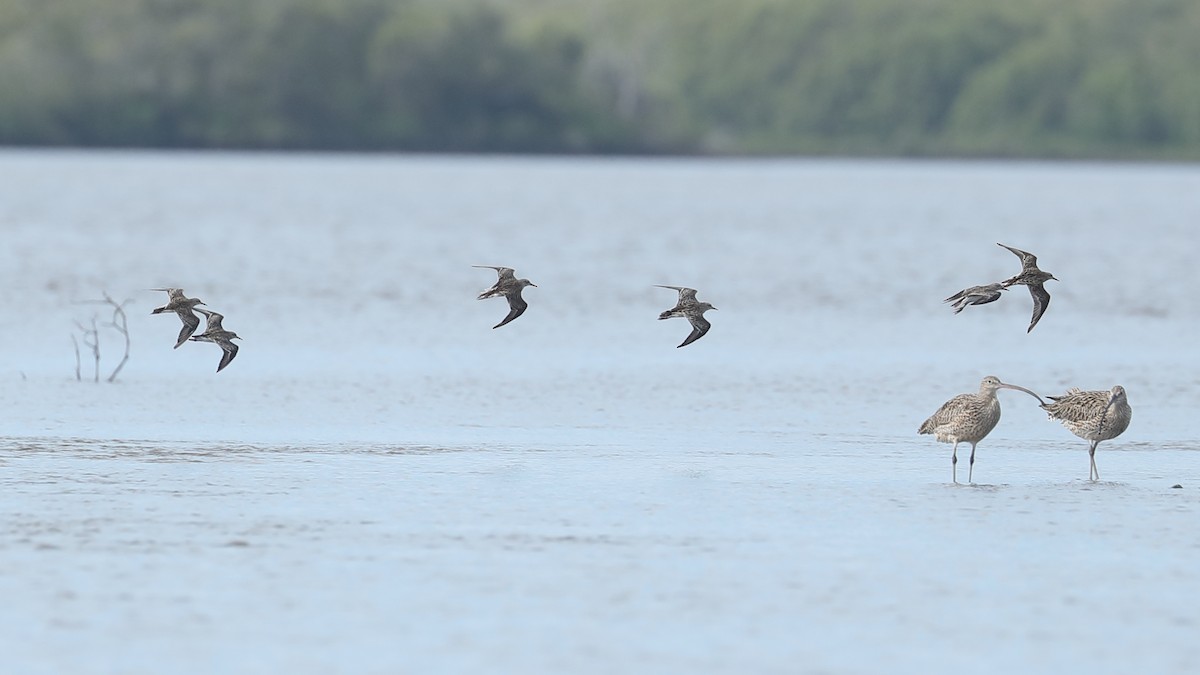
[493,290,529,329]
[195,307,225,331]
[474,265,516,280]
[174,310,201,348]
[655,285,698,303]
[919,393,973,433]
[1042,389,1107,421]
[677,313,711,348]
[216,340,239,373]
[1026,283,1051,333]
[998,242,1038,270]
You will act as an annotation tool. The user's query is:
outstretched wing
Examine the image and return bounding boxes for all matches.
[997,242,1038,270]
[1026,283,1051,333]
[474,265,516,280]
[655,285,698,304]
[216,341,239,373]
[174,310,201,348]
[195,307,225,332]
[493,291,529,329]
[677,314,711,348]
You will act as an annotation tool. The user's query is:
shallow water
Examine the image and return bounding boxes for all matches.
[1,151,1199,673]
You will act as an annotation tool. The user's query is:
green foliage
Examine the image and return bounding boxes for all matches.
[0,0,1197,158]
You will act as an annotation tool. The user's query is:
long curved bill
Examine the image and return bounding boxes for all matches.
[998,382,1045,406]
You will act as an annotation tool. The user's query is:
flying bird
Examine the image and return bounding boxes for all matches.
[943,283,1007,314]
[919,375,1045,484]
[997,243,1057,333]
[655,285,716,348]
[188,308,242,373]
[474,266,537,329]
[1041,385,1132,481]
[150,287,206,348]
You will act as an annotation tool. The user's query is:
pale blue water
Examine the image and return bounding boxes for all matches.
[1,151,1198,673]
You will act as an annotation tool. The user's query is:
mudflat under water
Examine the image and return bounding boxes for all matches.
[1,152,1198,673]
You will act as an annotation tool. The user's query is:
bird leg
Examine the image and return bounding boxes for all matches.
[968,442,977,484]
[1089,440,1099,481]
[951,441,959,484]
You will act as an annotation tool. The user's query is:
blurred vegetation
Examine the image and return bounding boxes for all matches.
[0,0,1198,158]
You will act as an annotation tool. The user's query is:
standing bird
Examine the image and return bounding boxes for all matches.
[1041,385,1131,481]
[919,375,1044,483]
[997,243,1057,333]
[150,288,206,348]
[188,308,242,373]
[943,283,1007,314]
[655,285,716,348]
[473,266,537,329]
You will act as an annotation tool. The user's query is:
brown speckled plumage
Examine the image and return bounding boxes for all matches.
[655,285,716,348]
[919,375,1045,483]
[150,287,206,349]
[189,308,242,373]
[474,266,537,329]
[1041,385,1131,480]
[997,243,1057,333]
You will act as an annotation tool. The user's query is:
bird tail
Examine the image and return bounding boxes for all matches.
[657,310,678,320]
[151,306,166,314]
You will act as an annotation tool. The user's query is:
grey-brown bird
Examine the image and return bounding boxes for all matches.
[655,285,716,348]
[188,308,242,373]
[997,243,1057,333]
[474,266,536,329]
[1041,385,1132,481]
[150,287,206,348]
[943,283,1007,314]
[919,375,1044,483]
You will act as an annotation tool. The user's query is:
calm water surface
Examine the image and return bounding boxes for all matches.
[1,152,1198,673]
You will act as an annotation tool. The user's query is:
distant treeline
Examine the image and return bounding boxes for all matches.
[1,0,1198,158]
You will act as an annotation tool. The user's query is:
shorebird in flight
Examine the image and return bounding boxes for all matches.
[1041,385,1131,481]
[189,308,241,373]
[473,266,537,329]
[919,375,1044,484]
[997,243,1057,333]
[943,282,1007,314]
[150,287,206,348]
[655,285,716,348]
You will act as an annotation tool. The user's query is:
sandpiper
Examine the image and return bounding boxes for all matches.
[150,287,206,349]
[655,285,716,348]
[943,282,1007,314]
[473,266,537,329]
[997,243,1057,333]
[189,307,241,373]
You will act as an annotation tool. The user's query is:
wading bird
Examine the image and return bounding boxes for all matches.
[919,375,1044,483]
[997,243,1057,333]
[1041,385,1131,481]
[150,287,206,348]
[189,308,242,373]
[473,266,537,329]
[943,282,1007,314]
[655,285,716,348]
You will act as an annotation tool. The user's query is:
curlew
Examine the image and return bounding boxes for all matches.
[919,375,1044,483]
[473,266,536,329]
[655,285,716,348]
[188,308,242,373]
[944,282,1007,315]
[150,288,206,348]
[997,243,1057,333]
[1041,385,1131,481]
